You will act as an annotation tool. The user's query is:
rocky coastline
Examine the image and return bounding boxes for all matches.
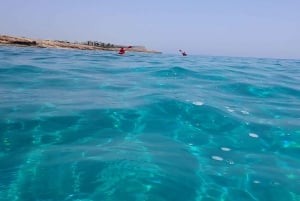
[0,35,161,54]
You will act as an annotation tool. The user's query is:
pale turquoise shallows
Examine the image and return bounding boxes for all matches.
[0,46,300,201]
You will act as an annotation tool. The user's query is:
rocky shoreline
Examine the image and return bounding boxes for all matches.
[0,35,161,54]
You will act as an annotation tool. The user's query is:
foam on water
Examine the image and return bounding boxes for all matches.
[0,46,300,201]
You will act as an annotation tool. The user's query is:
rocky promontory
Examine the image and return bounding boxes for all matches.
[0,35,161,54]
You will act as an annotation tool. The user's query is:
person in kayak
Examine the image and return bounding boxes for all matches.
[179,49,187,56]
[118,46,133,55]
[118,47,126,54]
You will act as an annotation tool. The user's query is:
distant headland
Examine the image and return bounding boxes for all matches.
[0,35,161,54]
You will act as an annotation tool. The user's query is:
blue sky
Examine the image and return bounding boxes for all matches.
[1,0,299,59]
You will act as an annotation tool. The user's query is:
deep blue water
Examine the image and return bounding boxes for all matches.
[0,46,300,201]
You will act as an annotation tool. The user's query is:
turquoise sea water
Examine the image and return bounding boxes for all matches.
[0,46,300,201]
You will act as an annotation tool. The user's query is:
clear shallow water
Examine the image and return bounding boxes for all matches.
[0,46,300,201]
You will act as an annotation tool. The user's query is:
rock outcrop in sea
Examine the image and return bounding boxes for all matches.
[0,35,161,54]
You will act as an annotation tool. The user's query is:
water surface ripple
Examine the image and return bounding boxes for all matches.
[0,46,300,201]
